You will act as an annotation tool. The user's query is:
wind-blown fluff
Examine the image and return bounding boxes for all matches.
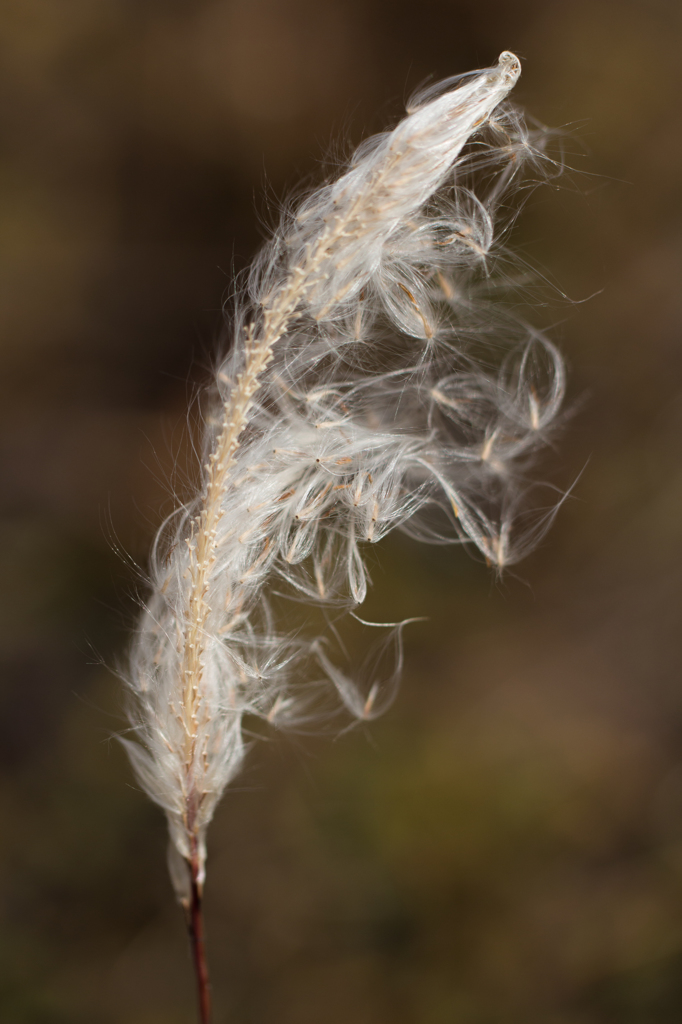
[125,52,565,902]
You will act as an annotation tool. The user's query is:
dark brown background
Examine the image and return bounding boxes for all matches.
[2,1,682,1021]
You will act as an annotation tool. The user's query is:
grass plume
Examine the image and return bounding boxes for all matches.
[122,52,565,1020]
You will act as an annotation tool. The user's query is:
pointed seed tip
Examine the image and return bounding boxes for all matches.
[498,51,521,78]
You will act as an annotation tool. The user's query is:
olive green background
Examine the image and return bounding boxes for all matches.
[2,1,682,1021]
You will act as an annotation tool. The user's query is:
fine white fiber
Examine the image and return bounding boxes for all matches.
[124,52,566,901]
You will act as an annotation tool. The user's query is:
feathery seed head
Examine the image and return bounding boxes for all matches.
[124,52,566,900]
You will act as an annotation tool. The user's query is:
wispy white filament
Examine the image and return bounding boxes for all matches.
[124,52,565,900]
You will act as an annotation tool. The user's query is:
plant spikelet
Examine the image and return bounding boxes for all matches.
[124,52,565,902]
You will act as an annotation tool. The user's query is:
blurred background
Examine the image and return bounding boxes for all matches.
[1,1,682,1021]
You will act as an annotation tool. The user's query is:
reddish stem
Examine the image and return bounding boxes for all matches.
[187,859,211,1024]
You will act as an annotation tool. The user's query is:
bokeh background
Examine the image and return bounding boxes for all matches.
[2,1,682,1021]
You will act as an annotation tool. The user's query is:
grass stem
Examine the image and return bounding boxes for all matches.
[187,859,211,1024]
